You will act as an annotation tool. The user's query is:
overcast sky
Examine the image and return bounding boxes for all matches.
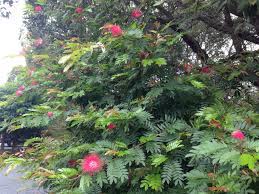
[0,0,25,85]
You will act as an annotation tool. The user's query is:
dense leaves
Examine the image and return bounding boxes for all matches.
[0,0,258,193]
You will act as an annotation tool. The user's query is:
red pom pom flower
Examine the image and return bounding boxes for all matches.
[107,123,116,130]
[75,7,84,14]
[16,90,23,97]
[231,130,245,140]
[18,85,25,91]
[82,153,104,175]
[201,66,212,74]
[110,25,123,37]
[131,9,142,19]
[34,38,43,47]
[47,112,54,118]
[34,5,43,12]
[16,85,26,97]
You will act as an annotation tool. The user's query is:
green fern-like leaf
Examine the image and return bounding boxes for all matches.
[166,140,184,152]
[96,171,108,188]
[91,140,117,153]
[115,54,129,65]
[125,147,146,166]
[140,174,162,192]
[107,159,128,184]
[245,140,259,152]
[162,161,184,186]
[66,143,91,156]
[186,140,228,159]
[150,154,168,167]
[133,108,154,124]
[145,141,162,154]
[212,150,240,168]
[24,137,43,147]
[185,170,209,193]
[146,87,164,100]
[79,174,92,192]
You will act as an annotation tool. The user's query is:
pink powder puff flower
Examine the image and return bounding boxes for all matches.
[16,90,23,97]
[75,7,84,14]
[34,5,43,12]
[18,85,25,91]
[47,112,54,118]
[82,153,104,175]
[107,123,117,130]
[131,9,142,19]
[34,38,43,47]
[201,66,212,74]
[231,130,245,140]
[110,25,123,37]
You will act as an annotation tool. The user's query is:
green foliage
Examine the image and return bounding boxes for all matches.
[107,159,128,184]
[96,171,108,188]
[140,174,162,192]
[185,170,209,194]
[23,137,43,146]
[79,174,93,192]
[162,160,185,186]
[240,153,259,170]
[150,154,168,167]
[166,140,184,152]
[0,0,258,193]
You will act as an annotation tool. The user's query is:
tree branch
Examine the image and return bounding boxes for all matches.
[198,14,259,44]
[131,0,208,62]
[223,7,244,53]
[154,4,209,62]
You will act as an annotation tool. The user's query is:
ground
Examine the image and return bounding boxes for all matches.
[0,168,45,194]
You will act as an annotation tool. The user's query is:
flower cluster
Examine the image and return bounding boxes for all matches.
[47,112,54,118]
[201,66,212,74]
[75,7,84,14]
[231,130,245,140]
[131,9,142,19]
[82,153,104,176]
[34,38,43,47]
[16,85,25,97]
[107,123,116,130]
[110,25,123,37]
[34,5,43,12]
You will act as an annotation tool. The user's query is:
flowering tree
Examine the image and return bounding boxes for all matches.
[0,0,258,194]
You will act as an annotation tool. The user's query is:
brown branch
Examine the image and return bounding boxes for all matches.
[198,14,259,44]
[224,2,259,36]
[154,5,209,62]
[223,7,244,53]
[219,49,259,63]
[131,0,208,62]
[158,18,209,62]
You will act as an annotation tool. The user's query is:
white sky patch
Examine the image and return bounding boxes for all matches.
[0,0,25,85]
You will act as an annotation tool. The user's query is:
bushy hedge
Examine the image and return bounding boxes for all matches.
[0,0,258,193]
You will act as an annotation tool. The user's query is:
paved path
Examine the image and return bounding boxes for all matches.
[0,168,46,194]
